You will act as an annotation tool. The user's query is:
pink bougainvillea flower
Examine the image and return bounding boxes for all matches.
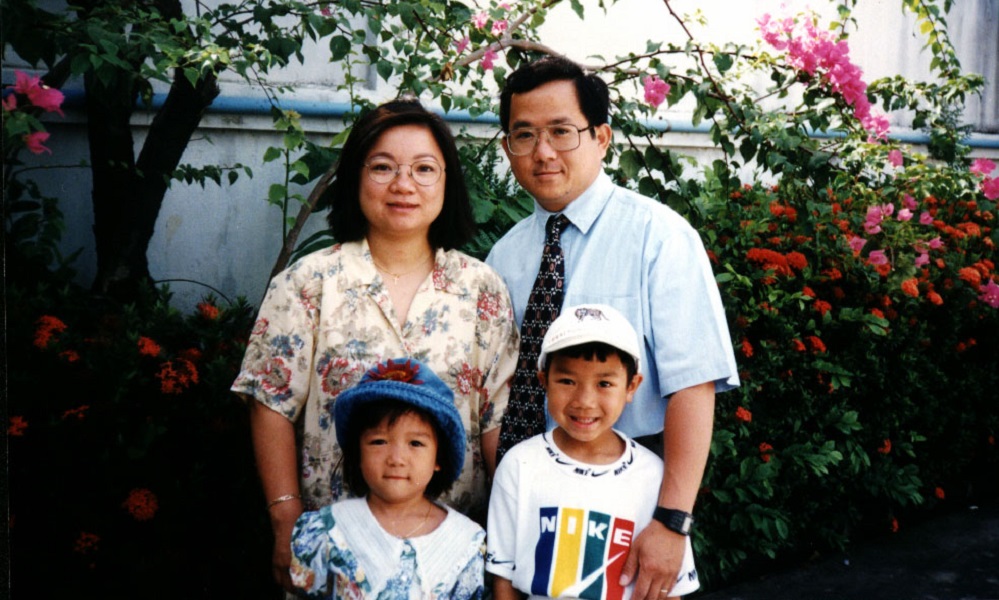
[14,70,64,115]
[481,48,498,71]
[848,235,867,253]
[919,211,934,225]
[868,249,889,265]
[982,177,999,201]
[454,35,470,54]
[491,19,508,36]
[2,93,16,112]
[499,2,512,9]
[928,236,944,250]
[23,131,52,155]
[472,11,488,29]
[642,75,671,108]
[970,158,996,177]
[888,149,903,167]
[902,194,917,211]
[864,203,893,234]
[978,279,999,308]
[914,252,929,268]
[896,208,912,222]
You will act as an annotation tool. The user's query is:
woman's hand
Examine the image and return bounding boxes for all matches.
[269,498,304,591]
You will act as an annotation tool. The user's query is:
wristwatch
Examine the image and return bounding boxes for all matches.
[652,507,695,536]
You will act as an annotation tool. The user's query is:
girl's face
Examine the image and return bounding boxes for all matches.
[359,411,441,506]
[359,124,446,242]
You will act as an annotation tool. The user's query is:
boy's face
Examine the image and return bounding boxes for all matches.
[359,412,441,506]
[538,352,642,462]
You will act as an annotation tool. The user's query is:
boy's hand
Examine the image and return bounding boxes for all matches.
[619,520,684,600]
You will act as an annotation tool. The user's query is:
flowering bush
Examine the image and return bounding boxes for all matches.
[6,282,278,597]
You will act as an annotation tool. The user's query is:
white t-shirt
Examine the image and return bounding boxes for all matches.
[487,431,699,599]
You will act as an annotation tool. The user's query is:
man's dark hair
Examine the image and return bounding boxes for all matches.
[324,99,475,249]
[542,341,638,381]
[339,399,455,500]
[499,56,610,133]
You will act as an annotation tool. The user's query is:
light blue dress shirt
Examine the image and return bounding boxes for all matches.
[486,172,740,437]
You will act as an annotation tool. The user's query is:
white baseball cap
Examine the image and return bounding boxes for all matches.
[538,304,642,372]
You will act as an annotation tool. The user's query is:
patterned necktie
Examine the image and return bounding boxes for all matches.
[498,214,570,461]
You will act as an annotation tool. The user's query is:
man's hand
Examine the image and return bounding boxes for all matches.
[619,520,685,600]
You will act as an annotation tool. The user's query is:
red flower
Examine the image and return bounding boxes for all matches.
[934,487,946,500]
[137,336,161,357]
[60,349,81,363]
[958,267,982,288]
[785,251,807,271]
[197,302,220,320]
[122,488,158,521]
[61,405,90,421]
[878,438,892,454]
[813,300,832,316]
[807,336,827,353]
[792,338,806,352]
[156,358,199,394]
[901,278,920,298]
[34,315,67,349]
[735,407,752,423]
[74,532,100,554]
[927,291,943,305]
[8,416,28,436]
[759,442,774,462]
[746,248,793,277]
[802,286,816,298]
[891,517,900,533]
[740,338,754,358]
[870,308,885,319]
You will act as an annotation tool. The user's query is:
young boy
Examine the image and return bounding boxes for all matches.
[487,304,699,600]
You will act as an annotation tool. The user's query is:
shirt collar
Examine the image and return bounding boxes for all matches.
[344,238,459,295]
[533,172,614,235]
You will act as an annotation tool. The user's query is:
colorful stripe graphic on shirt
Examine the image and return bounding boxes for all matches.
[531,506,635,600]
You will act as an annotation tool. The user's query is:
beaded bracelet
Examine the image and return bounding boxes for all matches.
[267,494,301,509]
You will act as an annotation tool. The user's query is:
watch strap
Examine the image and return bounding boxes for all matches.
[652,506,695,536]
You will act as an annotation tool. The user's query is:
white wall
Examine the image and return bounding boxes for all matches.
[5,0,998,312]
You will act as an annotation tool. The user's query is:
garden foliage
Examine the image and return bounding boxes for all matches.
[4,0,998,596]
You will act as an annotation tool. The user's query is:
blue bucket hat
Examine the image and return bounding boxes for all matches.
[334,358,466,485]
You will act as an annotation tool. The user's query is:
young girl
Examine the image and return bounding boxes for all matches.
[289,358,485,599]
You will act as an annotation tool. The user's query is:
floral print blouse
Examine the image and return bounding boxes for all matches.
[290,498,485,599]
[232,240,519,515]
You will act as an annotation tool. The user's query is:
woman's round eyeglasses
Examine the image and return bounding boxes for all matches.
[505,124,594,156]
[364,158,445,186]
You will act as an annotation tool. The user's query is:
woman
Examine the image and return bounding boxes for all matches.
[231,99,519,591]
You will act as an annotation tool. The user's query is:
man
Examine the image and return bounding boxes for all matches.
[486,56,739,600]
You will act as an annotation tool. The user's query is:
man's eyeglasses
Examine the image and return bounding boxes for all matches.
[505,124,594,156]
[364,158,445,186]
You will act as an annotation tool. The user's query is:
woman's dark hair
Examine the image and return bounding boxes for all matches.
[542,341,638,381]
[324,99,476,249]
[499,55,610,133]
[340,399,456,500]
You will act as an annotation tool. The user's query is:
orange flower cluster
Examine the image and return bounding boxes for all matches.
[61,405,89,421]
[34,315,67,349]
[759,442,774,462]
[740,338,754,358]
[156,358,199,394]
[122,488,158,521]
[735,406,753,423]
[197,302,220,320]
[746,248,807,283]
[74,531,100,554]
[878,438,892,455]
[901,278,920,298]
[769,201,798,222]
[806,336,827,353]
[934,487,946,500]
[137,336,162,357]
[8,416,28,436]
